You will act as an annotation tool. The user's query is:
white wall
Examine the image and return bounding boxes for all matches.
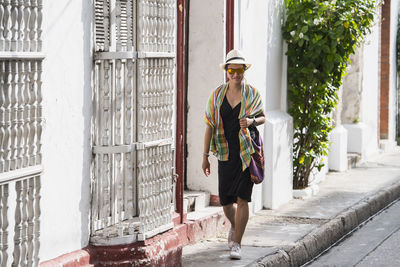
[237,0,293,210]
[236,0,268,105]
[236,0,287,111]
[186,0,225,195]
[390,0,400,141]
[263,0,293,209]
[40,1,92,261]
[362,16,380,158]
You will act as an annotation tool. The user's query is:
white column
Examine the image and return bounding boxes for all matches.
[343,123,366,155]
[328,126,348,171]
[329,86,348,172]
[263,111,293,209]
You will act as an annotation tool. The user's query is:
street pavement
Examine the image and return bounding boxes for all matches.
[307,199,400,267]
[182,147,400,267]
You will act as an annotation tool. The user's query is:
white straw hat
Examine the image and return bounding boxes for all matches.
[220,49,251,70]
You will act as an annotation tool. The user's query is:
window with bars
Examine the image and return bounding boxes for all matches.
[91,0,177,245]
[0,1,44,266]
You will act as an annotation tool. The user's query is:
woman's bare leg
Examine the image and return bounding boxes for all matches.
[223,203,236,229]
[233,197,249,244]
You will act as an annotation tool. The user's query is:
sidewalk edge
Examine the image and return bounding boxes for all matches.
[248,180,400,267]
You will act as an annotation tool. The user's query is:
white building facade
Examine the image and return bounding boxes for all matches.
[0,0,397,266]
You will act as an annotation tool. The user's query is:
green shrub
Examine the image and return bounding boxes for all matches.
[282,0,378,189]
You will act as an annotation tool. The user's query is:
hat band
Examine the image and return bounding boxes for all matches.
[226,56,245,63]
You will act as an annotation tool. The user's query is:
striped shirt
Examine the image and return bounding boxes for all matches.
[204,82,264,171]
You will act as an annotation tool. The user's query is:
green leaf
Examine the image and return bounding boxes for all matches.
[283,0,375,185]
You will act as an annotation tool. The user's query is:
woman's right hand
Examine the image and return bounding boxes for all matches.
[202,125,212,177]
[202,157,210,177]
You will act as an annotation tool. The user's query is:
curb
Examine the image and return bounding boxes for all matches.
[249,180,400,267]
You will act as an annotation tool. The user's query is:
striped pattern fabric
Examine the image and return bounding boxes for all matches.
[204,81,264,170]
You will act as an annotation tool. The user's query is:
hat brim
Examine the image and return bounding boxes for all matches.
[220,61,251,70]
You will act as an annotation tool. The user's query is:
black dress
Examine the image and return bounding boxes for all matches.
[218,96,253,206]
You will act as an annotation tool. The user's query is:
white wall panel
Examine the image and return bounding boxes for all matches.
[39,0,92,261]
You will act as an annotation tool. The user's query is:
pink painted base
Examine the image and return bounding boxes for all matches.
[210,194,221,206]
[40,249,92,267]
[40,210,229,267]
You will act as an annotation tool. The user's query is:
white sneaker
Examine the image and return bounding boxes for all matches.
[228,227,235,249]
[229,242,241,260]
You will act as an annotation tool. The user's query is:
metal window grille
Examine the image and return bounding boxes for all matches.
[91,0,176,245]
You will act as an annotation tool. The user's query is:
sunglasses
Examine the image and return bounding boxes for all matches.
[226,68,245,75]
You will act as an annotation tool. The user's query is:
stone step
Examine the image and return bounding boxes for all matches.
[348,152,361,169]
[184,206,229,244]
[183,190,210,213]
[186,206,223,221]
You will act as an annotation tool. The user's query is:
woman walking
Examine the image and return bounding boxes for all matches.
[202,49,265,260]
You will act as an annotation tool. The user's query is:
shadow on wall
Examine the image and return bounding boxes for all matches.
[80,0,93,247]
[397,82,400,145]
[396,13,400,145]
[266,0,284,49]
[271,119,292,173]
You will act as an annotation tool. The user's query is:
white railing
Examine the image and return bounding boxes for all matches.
[137,141,174,241]
[0,58,43,265]
[137,57,174,143]
[0,182,9,267]
[137,0,175,52]
[0,167,41,267]
[0,0,43,264]
[91,0,176,245]
[0,0,43,52]
[91,57,137,242]
[91,55,176,244]
[135,0,176,241]
[0,60,43,174]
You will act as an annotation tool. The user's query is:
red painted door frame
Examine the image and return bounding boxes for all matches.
[380,0,391,140]
[176,0,186,224]
[175,0,234,222]
[226,0,234,53]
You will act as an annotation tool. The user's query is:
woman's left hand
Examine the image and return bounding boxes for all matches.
[239,117,252,128]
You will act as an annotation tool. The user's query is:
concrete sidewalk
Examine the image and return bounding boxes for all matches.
[182,147,400,267]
